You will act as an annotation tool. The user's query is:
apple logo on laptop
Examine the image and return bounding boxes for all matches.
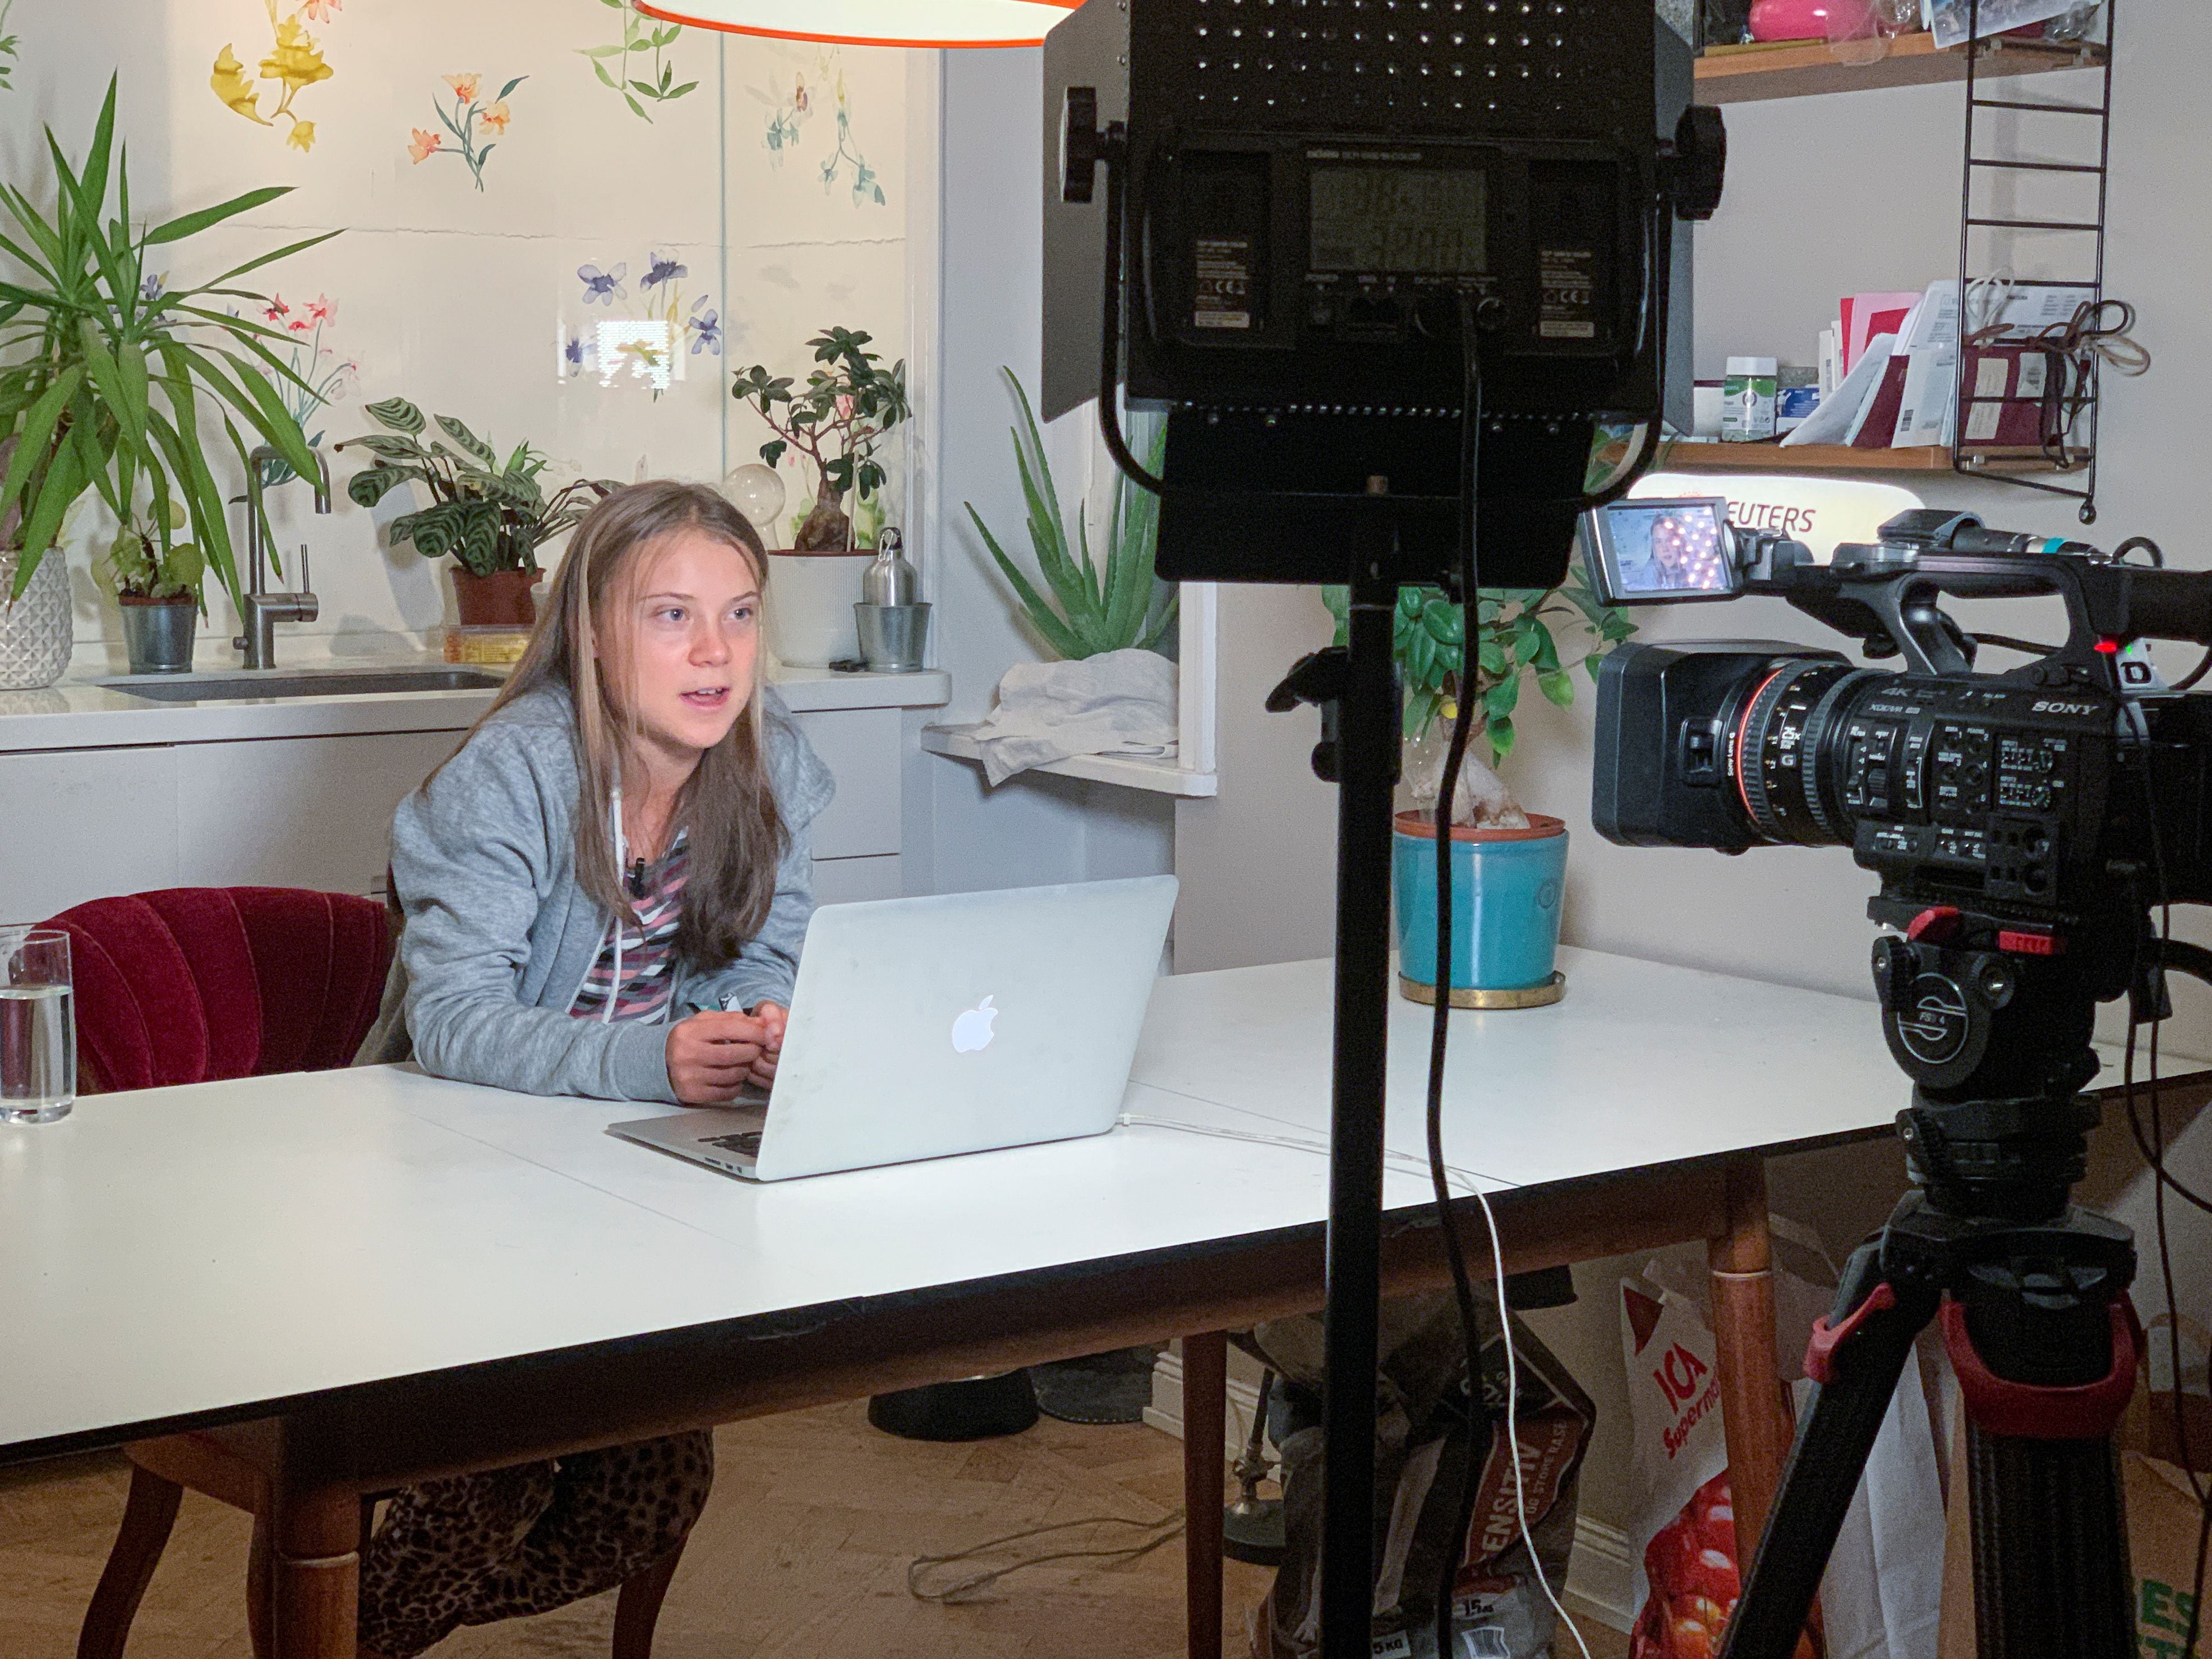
[950,996,998,1054]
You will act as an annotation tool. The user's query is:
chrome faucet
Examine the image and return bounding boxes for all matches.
[234,447,329,669]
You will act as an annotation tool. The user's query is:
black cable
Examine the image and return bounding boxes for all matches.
[2172,648,2212,694]
[1430,321,1490,1659]
[1095,139,1168,498]
[1969,632,2062,658]
[2128,760,2211,1659]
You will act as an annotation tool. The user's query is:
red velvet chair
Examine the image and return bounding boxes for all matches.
[48,886,393,1093]
[62,887,686,1659]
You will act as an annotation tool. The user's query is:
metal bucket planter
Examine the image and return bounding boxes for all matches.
[119,595,198,674]
[1393,810,1569,1008]
[0,549,73,691]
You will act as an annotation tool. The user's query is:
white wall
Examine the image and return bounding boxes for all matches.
[17,4,915,664]
[905,44,1175,896]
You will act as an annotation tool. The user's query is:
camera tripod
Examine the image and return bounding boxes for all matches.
[1718,907,2146,1659]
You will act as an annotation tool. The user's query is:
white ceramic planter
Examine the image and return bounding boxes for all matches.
[0,550,72,692]
[767,551,870,667]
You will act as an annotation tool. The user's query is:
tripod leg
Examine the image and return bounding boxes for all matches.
[1961,1429,2131,1659]
[1945,1297,2141,1659]
[1718,1243,1939,1659]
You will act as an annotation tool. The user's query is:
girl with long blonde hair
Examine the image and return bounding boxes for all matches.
[354,478,833,1655]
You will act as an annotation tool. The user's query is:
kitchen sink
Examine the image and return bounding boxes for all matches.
[98,667,506,702]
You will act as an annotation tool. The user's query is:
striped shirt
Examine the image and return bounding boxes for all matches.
[569,835,689,1022]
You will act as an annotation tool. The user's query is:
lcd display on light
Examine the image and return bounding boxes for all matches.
[1308,168,1487,274]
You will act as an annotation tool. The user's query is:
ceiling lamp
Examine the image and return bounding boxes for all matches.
[633,0,1079,48]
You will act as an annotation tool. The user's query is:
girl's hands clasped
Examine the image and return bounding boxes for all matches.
[665,1002,788,1104]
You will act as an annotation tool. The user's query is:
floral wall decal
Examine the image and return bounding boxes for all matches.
[578,0,698,122]
[0,0,21,93]
[408,73,523,190]
[211,0,338,153]
[257,293,356,486]
[557,251,716,398]
[757,52,886,208]
[577,262,628,306]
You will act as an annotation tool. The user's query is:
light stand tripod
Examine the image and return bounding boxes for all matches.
[1718,916,2145,1659]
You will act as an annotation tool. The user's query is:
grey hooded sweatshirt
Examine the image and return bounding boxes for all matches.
[357,683,835,1103]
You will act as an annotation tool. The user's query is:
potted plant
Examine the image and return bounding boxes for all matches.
[338,398,610,626]
[966,368,1175,660]
[730,325,908,664]
[0,77,331,689]
[103,511,205,673]
[1324,543,1637,1006]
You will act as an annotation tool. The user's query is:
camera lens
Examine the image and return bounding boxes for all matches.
[1732,660,1865,846]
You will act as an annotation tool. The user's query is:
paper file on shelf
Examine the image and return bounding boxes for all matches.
[1892,344,1960,448]
[1782,332,1897,448]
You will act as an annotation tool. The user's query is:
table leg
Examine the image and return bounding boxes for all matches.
[1183,1331,1228,1659]
[268,1474,360,1659]
[1707,1155,1794,1573]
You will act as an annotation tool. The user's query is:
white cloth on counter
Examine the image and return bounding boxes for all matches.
[970,648,1178,786]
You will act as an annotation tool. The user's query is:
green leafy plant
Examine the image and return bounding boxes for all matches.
[338,398,611,578]
[103,509,204,601]
[966,369,1174,661]
[731,325,909,551]
[1323,550,1636,761]
[0,76,333,603]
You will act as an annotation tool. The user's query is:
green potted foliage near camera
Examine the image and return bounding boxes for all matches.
[1325,552,1636,1003]
[339,398,610,626]
[731,326,909,664]
[0,77,329,688]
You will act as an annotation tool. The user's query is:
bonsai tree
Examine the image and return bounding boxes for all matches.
[338,397,611,576]
[0,76,331,606]
[966,368,1174,659]
[731,325,909,551]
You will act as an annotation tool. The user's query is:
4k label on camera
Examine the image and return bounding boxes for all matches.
[1192,238,1254,330]
[1539,246,1596,340]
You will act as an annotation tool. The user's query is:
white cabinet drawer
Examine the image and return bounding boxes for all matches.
[175,731,464,897]
[789,707,901,860]
[810,854,903,905]
[0,746,180,921]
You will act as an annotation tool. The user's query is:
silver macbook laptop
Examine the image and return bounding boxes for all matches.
[605,874,1177,1182]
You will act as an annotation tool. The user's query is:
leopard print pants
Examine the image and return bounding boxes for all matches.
[356,1431,714,1658]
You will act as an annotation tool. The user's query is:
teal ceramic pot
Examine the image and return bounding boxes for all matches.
[1393,810,1568,996]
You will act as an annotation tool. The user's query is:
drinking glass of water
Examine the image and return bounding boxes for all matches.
[1,927,74,1124]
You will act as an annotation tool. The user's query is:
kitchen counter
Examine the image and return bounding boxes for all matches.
[0,657,950,753]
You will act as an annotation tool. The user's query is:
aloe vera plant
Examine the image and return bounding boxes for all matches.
[966,370,1174,660]
[0,76,333,604]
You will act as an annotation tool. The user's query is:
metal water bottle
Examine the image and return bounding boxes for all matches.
[861,528,918,607]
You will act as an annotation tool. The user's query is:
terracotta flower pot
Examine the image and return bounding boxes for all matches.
[453,567,540,628]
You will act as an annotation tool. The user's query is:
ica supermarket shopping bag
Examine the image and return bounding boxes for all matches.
[1621,1278,1823,1659]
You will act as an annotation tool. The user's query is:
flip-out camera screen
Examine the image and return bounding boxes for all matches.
[1584,498,1738,605]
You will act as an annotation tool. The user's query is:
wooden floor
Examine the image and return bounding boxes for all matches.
[0,1402,1627,1658]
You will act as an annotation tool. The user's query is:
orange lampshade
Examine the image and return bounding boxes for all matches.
[635,0,1080,48]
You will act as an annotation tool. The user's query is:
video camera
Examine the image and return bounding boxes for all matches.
[1589,501,2212,1103]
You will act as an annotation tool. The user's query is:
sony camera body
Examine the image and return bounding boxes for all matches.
[1588,503,2212,1011]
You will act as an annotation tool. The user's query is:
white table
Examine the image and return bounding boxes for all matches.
[0,946,2022,1659]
